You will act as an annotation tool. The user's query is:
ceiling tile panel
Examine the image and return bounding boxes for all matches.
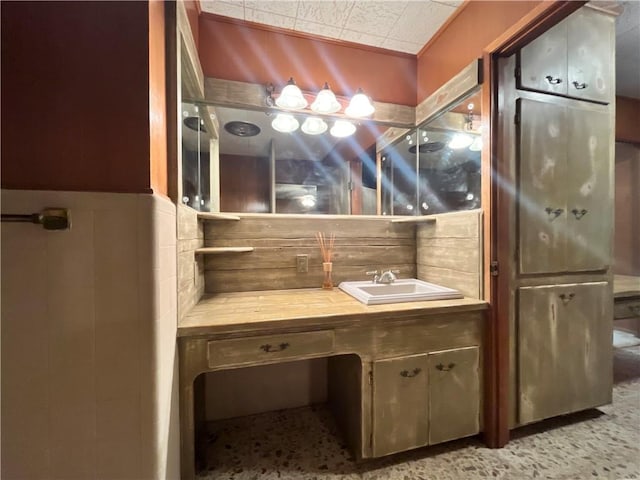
[388,1,455,44]
[343,1,405,35]
[294,19,343,39]
[246,9,296,29]
[244,1,299,17]
[381,37,422,54]
[201,0,245,20]
[339,29,387,48]
[296,1,355,29]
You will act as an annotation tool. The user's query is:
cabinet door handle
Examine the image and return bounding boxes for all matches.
[435,362,456,372]
[260,342,290,353]
[559,293,575,304]
[545,75,562,85]
[571,208,588,220]
[545,207,564,220]
[573,81,587,90]
[400,368,422,378]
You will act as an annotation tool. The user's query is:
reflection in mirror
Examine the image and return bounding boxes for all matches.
[181,103,383,215]
[381,89,482,215]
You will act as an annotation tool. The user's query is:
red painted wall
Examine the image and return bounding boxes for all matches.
[1,1,164,194]
[616,96,640,144]
[198,14,417,106]
[416,0,542,102]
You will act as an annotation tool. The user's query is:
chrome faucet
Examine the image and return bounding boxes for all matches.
[366,269,400,284]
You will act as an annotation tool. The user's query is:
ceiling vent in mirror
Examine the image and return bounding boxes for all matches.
[224,121,261,137]
[184,117,207,133]
[409,141,445,154]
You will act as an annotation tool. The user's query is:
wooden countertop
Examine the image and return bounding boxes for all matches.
[179,288,488,338]
[614,275,640,299]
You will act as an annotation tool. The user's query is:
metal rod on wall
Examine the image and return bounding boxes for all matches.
[1,208,71,230]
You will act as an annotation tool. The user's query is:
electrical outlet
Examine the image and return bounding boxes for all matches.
[296,254,309,273]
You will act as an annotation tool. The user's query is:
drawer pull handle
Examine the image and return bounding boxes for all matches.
[545,75,562,85]
[436,362,456,372]
[571,208,588,220]
[260,342,290,353]
[545,207,564,220]
[559,293,575,304]
[628,305,640,316]
[573,81,587,90]
[400,368,422,378]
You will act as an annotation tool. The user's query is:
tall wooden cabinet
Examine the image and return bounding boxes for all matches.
[501,4,616,428]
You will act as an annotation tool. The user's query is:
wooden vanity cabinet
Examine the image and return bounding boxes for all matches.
[518,282,612,424]
[370,346,480,457]
[518,8,614,104]
[517,97,611,275]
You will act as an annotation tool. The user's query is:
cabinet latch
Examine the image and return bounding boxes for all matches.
[490,261,499,277]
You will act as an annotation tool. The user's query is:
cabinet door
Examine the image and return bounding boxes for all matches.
[427,346,480,445]
[567,9,614,104]
[518,20,568,96]
[518,99,568,274]
[518,282,612,424]
[371,354,429,457]
[566,106,612,271]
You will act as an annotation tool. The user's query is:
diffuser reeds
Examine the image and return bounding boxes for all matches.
[315,232,335,289]
[315,231,335,263]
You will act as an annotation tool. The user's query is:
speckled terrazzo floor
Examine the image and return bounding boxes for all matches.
[198,346,640,480]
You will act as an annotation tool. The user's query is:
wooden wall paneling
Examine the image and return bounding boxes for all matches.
[203,216,416,293]
[416,210,482,299]
[178,205,205,318]
[178,0,204,99]
[204,78,415,127]
[415,59,482,127]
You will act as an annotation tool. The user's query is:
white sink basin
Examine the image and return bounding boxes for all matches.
[338,279,463,305]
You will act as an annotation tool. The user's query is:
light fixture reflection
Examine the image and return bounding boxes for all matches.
[271,113,299,133]
[301,117,328,135]
[275,77,308,110]
[448,133,473,149]
[310,82,341,114]
[330,120,356,138]
[300,195,316,208]
[469,136,483,151]
[345,88,375,117]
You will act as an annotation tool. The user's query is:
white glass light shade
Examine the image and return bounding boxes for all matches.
[271,114,299,133]
[330,120,356,138]
[469,136,483,152]
[310,83,341,114]
[345,88,374,117]
[301,117,328,135]
[275,78,308,110]
[448,133,473,149]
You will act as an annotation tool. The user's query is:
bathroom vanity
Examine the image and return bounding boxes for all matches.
[178,288,487,479]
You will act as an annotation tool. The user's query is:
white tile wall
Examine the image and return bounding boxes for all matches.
[0,189,178,480]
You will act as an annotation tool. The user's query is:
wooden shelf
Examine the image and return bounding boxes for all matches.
[390,216,436,224]
[197,212,241,221]
[195,247,254,255]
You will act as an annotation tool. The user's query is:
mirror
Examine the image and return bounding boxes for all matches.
[182,103,383,215]
[180,64,483,217]
[381,89,482,215]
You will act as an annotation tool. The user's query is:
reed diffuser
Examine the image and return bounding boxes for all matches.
[315,231,335,289]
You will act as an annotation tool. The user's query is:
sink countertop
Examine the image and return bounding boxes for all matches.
[178,288,488,338]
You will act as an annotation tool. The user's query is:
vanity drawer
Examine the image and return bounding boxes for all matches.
[207,330,335,369]
[614,299,640,319]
